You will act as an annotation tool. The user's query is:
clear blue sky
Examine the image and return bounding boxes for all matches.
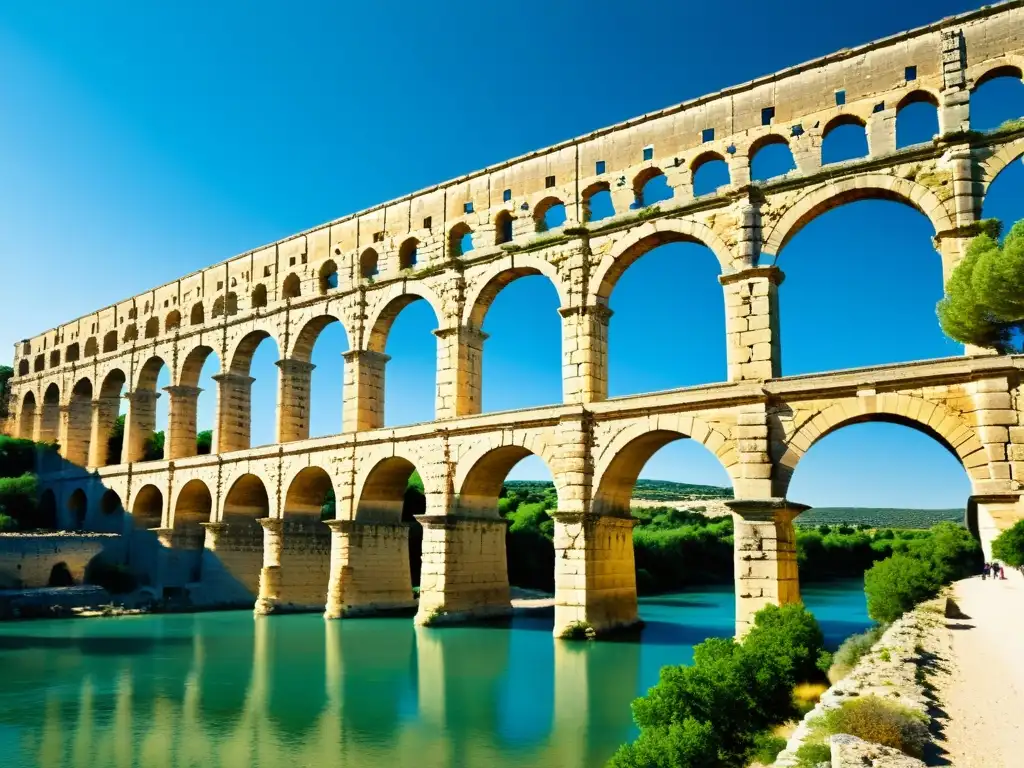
[2,1,1023,509]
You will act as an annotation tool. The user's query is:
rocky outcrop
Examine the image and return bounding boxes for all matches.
[774,609,932,767]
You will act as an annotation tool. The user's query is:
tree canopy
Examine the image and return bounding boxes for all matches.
[937,219,1024,352]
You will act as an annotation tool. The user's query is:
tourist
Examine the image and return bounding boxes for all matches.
[999,564,1006,580]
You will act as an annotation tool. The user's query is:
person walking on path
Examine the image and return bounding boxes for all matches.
[982,562,989,580]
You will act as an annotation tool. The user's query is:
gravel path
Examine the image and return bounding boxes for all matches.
[927,571,1024,767]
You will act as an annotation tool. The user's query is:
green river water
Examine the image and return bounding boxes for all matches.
[0,582,870,768]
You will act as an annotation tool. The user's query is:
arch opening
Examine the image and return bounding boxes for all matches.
[821,117,868,165]
[18,391,36,440]
[776,199,958,374]
[166,310,182,332]
[223,474,270,523]
[399,238,419,269]
[750,135,796,181]
[356,456,425,588]
[494,212,514,245]
[102,331,117,353]
[227,330,281,448]
[38,383,61,445]
[190,302,205,326]
[65,377,94,466]
[251,284,268,309]
[450,222,473,257]
[66,488,88,531]
[282,273,301,299]
[602,235,726,394]
[294,315,350,439]
[359,249,379,280]
[179,345,221,456]
[582,182,615,223]
[174,479,213,529]
[284,467,334,519]
[633,169,673,208]
[895,91,939,148]
[970,67,1024,132]
[368,294,440,426]
[318,260,338,294]
[132,485,163,530]
[534,197,567,232]
[133,356,171,462]
[692,152,730,196]
[99,369,128,466]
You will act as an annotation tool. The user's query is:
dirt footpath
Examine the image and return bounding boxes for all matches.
[924,572,1024,767]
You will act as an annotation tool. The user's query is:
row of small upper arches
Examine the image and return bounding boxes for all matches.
[18,71,1024,380]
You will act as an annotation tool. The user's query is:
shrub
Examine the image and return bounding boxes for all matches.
[828,625,885,682]
[0,514,17,532]
[0,473,38,528]
[864,554,939,624]
[748,731,787,765]
[0,436,36,478]
[992,519,1024,567]
[84,560,138,594]
[819,696,929,758]
[743,602,827,683]
[794,741,832,767]
[609,718,720,768]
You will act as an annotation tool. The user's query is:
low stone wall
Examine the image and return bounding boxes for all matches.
[774,609,932,768]
[0,532,125,588]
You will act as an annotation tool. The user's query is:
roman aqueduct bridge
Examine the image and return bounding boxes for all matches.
[6,2,1024,636]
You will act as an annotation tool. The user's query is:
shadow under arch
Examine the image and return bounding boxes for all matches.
[168,478,213,587]
[212,472,271,601]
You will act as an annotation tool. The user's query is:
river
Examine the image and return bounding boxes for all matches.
[0,581,869,768]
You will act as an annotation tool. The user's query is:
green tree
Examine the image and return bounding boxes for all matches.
[0,364,12,418]
[107,415,125,465]
[196,430,213,455]
[992,519,1024,567]
[937,219,1024,352]
[143,431,165,461]
[864,554,939,623]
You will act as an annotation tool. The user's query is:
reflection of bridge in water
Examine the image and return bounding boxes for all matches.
[12,614,642,768]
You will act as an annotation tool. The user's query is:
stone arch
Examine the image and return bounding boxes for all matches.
[365,283,444,354]
[454,434,562,517]
[131,484,164,529]
[227,327,281,376]
[166,310,182,332]
[17,359,28,376]
[581,181,613,223]
[493,211,514,245]
[979,135,1024,199]
[355,455,423,524]
[774,395,987,498]
[588,218,734,305]
[291,314,350,362]
[222,473,270,522]
[282,273,301,299]
[359,248,379,280]
[592,415,737,517]
[762,174,956,257]
[399,237,419,269]
[39,383,61,443]
[18,391,36,439]
[449,221,473,257]
[318,259,339,294]
[135,355,169,391]
[896,88,940,111]
[533,196,566,232]
[144,317,159,339]
[821,113,867,138]
[64,377,94,466]
[84,337,98,357]
[748,134,797,181]
[462,255,568,329]
[190,302,205,326]
[102,330,118,353]
[99,489,125,528]
[632,167,673,208]
[66,487,88,530]
[283,466,335,519]
[251,284,268,309]
[99,367,127,398]
[972,62,1024,91]
[172,478,213,529]
[66,343,80,363]
[49,350,61,369]
[179,344,219,388]
[691,150,730,195]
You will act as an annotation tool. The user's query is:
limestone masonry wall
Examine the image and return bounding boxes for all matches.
[0,533,124,589]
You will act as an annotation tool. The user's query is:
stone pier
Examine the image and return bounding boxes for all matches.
[415,515,510,625]
[727,498,806,637]
[323,520,416,618]
[551,512,639,638]
[255,518,332,614]
[199,521,264,607]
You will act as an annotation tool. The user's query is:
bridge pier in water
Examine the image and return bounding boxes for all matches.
[255,518,332,614]
[199,521,263,607]
[415,515,511,626]
[323,520,416,618]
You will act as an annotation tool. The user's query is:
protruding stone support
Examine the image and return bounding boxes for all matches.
[560,305,612,404]
[121,389,160,464]
[256,517,332,614]
[164,385,202,460]
[199,521,263,607]
[213,373,255,453]
[276,359,316,443]
[433,326,486,419]
[727,498,807,638]
[415,515,510,626]
[342,350,389,432]
[720,266,783,381]
[551,512,639,638]
[88,396,121,467]
[324,519,415,618]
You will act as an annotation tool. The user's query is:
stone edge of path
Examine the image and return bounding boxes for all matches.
[773,602,940,768]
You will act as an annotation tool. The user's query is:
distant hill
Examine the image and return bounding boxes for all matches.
[502,479,963,529]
